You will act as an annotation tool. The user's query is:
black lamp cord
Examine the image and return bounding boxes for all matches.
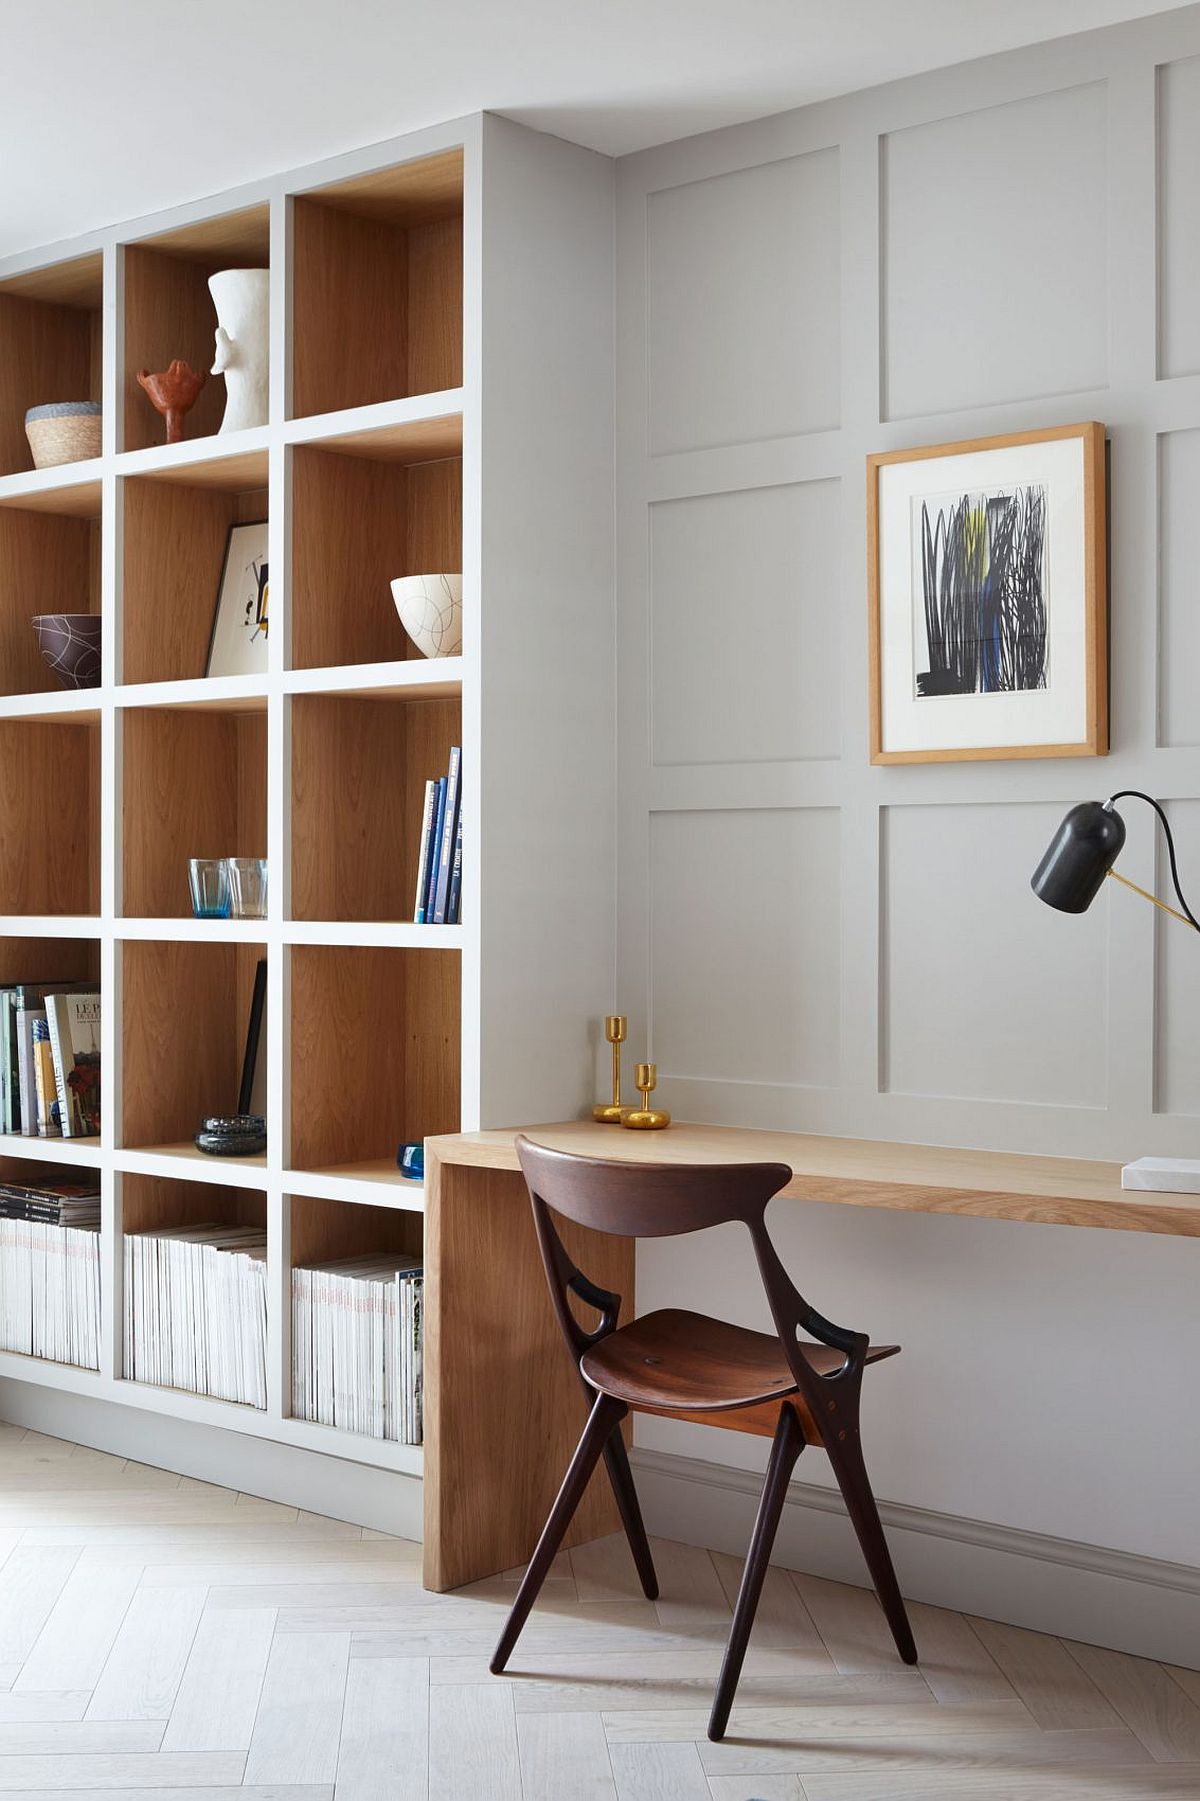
[1107,790,1200,932]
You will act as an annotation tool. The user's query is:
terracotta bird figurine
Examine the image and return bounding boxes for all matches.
[137,359,206,444]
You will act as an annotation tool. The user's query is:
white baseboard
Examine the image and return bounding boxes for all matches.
[0,1379,423,1542]
[630,1446,1200,1670]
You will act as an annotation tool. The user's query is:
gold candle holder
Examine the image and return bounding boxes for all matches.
[622,1060,670,1130]
[593,1015,628,1122]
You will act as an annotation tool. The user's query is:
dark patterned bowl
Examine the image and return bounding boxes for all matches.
[31,613,102,689]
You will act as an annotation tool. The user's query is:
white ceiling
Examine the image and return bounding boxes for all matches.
[1,0,1189,258]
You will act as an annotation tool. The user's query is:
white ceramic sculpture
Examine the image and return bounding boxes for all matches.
[209,268,269,433]
[390,574,463,658]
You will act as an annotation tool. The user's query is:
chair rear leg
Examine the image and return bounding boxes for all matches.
[602,1430,659,1600]
[708,1404,804,1742]
[491,1390,627,1675]
[825,1429,917,1665]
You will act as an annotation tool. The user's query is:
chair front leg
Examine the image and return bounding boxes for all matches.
[708,1402,805,1741]
[824,1423,917,1665]
[491,1389,628,1674]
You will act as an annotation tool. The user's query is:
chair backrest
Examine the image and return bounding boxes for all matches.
[516,1135,790,1238]
[515,1136,869,1403]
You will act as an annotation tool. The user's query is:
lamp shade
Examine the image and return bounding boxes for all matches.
[1031,802,1126,913]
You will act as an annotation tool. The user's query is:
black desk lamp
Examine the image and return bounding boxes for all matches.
[1031,790,1200,932]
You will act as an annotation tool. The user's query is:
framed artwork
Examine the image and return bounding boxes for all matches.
[867,422,1106,764]
[206,521,268,677]
[238,959,267,1118]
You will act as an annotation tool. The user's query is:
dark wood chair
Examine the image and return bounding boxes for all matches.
[490,1135,918,1740]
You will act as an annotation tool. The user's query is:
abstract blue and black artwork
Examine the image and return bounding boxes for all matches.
[915,486,1048,699]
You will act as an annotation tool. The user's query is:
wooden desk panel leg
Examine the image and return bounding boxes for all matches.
[423,1152,634,1592]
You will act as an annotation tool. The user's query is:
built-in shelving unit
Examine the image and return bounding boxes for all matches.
[0,113,615,1544]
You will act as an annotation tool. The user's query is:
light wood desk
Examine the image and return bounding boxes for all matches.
[422,1120,1199,1590]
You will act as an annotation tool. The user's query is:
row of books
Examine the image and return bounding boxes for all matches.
[413,746,462,924]
[123,1225,268,1409]
[0,1184,101,1368]
[0,984,101,1139]
[292,1255,424,1444]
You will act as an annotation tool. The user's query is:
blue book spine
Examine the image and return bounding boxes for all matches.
[432,748,461,926]
[446,808,463,925]
[412,780,438,924]
[423,779,447,923]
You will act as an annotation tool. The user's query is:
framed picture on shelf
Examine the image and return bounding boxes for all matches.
[206,520,269,677]
[867,422,1106,764]
[239,959,267,1119]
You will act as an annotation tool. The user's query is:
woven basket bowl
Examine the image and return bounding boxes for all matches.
[25,402,102,469]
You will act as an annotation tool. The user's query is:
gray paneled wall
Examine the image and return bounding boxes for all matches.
[616,6,1200,1585]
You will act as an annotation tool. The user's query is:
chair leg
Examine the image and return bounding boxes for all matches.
[708,1404,804,1742]
[825,1428,917,1666]
[491,1390,627,1675]
[602,1429,659,1600]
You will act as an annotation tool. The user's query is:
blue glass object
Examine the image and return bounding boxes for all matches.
[396,1141,424,1180]
[189,858,231,919]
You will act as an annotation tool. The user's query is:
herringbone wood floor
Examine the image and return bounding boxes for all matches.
[0,1420,1198,1797]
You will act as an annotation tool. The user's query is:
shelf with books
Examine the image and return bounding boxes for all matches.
[0,1162,102,1371]
[291,691,460,922]
[121,704,266,918]
[288,1191,424,1446]
[122,202,270,455]
[0,936,102,1149]
[290,439,461,671]
[121,464,268,687]
[121,938,267,1156]
[0,251,104,480]
[290,148,462,421]
[289,944,460,1176]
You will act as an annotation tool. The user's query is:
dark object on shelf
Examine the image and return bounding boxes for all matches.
[492,1138,916,1743]
[1032,791,1199,931]
[239,960,268,1115]
[195,1113,266,1156]
[396,1141,424,1180]
[31,613,101,689]
[136,358,206,444]
[24,401,102,468]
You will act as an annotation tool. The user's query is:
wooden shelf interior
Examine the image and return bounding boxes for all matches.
[121,939,267,1148]
[291,149,463,419]
[291,692,459,921]
[0,718,99,914]
[290,443,461,669]
[122,205,271,453]
[122,1171,266,1235]
[0,254,103,479]
[122,468,268,685]
[0,933,100,989]
[122,706,266,917]
[290,944,459,1171]
[0,489,101,695]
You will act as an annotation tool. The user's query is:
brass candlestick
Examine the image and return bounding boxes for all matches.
[593,1015,628,1122]
[623,1061,670,1130]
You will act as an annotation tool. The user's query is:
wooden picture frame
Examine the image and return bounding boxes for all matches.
[867,421,1107,764]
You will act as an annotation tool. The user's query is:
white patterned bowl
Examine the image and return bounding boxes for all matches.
[390,573,463,659]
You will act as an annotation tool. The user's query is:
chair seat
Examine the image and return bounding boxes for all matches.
[580,1307,899,1414]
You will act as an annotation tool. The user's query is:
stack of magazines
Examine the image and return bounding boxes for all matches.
[292,1254,423,1443]
[124,1224,267,1408]
[0,1179,101,1369]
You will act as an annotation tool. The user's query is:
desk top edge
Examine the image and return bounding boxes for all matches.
[424,1120,1200,1236]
